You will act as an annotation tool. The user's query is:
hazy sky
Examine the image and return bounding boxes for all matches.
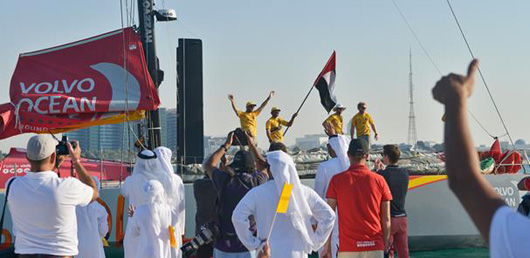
[1,0,529,152]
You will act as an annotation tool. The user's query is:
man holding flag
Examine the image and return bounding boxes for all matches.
[265,107,298,143]
[285,51,338,137]
[232,150,335,258]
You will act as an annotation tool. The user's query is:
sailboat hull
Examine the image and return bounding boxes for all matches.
[0,174,525,252]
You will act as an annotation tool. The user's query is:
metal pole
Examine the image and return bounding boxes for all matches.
[283,85,315,136]
[138,0,162,149]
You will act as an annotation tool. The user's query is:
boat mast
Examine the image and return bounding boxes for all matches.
[137,0,162,149]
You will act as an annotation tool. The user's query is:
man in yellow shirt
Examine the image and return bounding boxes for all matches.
[228,91,274,138]
[350,102,379,145]
[265,107,298,143]
[322,104,346,134]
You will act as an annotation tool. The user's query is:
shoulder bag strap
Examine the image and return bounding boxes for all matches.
[0,177,16,232]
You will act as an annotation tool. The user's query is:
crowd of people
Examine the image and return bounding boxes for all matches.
[5,136,186,258]
[4,58,529,258]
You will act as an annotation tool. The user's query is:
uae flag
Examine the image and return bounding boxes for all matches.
[313,51,337,113]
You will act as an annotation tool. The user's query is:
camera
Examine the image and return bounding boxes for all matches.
[181,221,220,257]
[56,135,77,156]
[232,128,249,146]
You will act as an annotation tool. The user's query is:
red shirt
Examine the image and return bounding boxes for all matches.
[327,164,392,252]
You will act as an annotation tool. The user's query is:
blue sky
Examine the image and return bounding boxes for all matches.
[1,0,529,152]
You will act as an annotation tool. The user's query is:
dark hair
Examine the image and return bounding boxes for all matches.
[27,156,50,167]
[231,150,256,174]
[357,102,366,109]
[383,144,401,164]
[269,142,288,153]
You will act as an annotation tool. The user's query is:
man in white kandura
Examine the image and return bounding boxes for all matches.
[155,146,186,258]
[76,177,109,258]
[232,150,335,258]
[314,123,350,258]
[122,149,180,258]
[128,180,176,258]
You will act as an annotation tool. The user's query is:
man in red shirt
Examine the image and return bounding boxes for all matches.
[323,139,392,258]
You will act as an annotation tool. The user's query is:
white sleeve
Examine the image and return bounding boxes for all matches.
[96,204,109,237]
[121,177,131,197]
[306,188,335,252]
[176,175,186,234]
[232,190,261,251]
[314,164,327,200]
[58,178,93,206]
[489,205,530,258]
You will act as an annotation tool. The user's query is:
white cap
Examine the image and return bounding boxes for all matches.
[333,104,346,110]
[26,134,57,161]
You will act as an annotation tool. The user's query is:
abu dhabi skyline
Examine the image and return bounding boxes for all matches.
[1,0,529,152]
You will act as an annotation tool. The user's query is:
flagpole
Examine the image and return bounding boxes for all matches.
[284,51,335,137]
[266,212,279,243]
[283,85,315,136]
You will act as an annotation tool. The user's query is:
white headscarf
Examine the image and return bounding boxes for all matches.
[153,147,180,208]
[142,180,166,235]
[266,150,316,253]
[328,134,350,171]
[133,150,166,181]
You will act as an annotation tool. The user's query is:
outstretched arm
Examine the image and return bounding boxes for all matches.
[432,59,505,243]
[255,91,274,114]
[245,131,268,176]
[228,94,240,116]
[68,141,98,201]
[286,112,298,127]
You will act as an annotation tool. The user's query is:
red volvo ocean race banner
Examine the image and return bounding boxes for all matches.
[0,27,160,139]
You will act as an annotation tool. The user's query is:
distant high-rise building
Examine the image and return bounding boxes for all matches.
[67,108,175,154]
[166,108,177,154]
[158,108,168,148]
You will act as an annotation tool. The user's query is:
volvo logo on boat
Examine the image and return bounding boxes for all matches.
[490,178,521,207]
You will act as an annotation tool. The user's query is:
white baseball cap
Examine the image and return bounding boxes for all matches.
[333,104,346,110]
[26,134,57,161]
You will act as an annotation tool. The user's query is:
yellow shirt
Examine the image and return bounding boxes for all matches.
[351,112,374,137]
[266,117,289,142]
[324,113,343,134]
[237,110,260,137]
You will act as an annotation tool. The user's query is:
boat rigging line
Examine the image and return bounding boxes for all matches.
[389,0,504,140]
[390,0,442,76]
[445,0,517,150]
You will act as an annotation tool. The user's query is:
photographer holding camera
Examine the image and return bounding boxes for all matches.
[203,130,269,258]
[7,134,98,257]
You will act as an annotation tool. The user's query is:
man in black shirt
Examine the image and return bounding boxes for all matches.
[204,131,269,257]
[377,145,409,258]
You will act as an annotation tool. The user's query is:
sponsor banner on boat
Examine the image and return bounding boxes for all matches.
[0,27,159,139]
[10,27,159,114]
